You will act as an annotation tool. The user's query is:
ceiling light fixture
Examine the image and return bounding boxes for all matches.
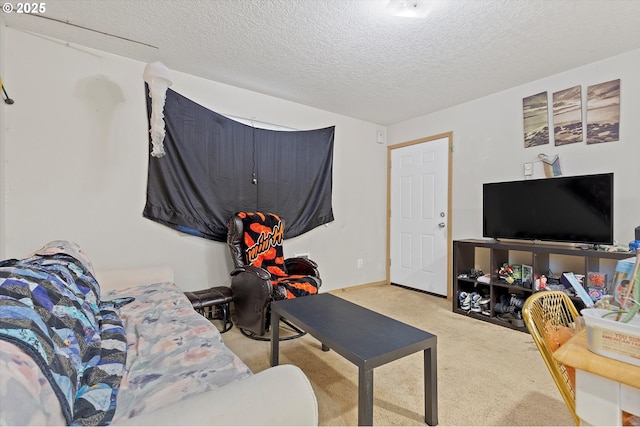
[386,0,432,18]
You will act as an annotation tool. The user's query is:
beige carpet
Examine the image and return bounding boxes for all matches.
[221,284,574,426]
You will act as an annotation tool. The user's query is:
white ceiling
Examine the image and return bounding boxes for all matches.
[4,0,640,125]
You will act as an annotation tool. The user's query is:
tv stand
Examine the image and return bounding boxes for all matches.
[575,243,599,251]
[453,239,632,332]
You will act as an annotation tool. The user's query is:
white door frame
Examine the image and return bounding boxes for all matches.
[386,131,453,300]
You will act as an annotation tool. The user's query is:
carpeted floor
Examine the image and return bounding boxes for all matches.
[221,284,574,426]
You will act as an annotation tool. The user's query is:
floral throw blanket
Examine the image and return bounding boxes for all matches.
[0,253,129,426]
[106,282,253,422]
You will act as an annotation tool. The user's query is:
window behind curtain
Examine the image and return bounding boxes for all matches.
[143,86,335,242]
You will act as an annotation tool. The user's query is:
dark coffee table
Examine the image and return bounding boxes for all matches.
[271,293,438,426]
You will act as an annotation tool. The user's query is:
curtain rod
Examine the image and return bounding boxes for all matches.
[224,114,298,131]
[27,14,159,50]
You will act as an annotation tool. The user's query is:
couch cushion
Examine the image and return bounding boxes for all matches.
[105,282,252,423]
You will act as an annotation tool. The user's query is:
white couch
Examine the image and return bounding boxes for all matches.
[99,267,318,426]
[0,245,317,426]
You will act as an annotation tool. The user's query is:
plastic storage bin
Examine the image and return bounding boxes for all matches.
[582,308,640,367]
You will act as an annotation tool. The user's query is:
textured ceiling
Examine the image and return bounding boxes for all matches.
[4,0,640,125]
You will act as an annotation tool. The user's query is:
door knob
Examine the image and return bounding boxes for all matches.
[439,222,446,228]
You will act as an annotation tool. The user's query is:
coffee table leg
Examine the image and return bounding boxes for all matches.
[270,309,280,366]
[424,346,438,425]
[358,367,373,426]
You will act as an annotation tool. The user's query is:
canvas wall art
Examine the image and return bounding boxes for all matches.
[586,79,620,144]
[552,85,583,146]
[523,91,549,148]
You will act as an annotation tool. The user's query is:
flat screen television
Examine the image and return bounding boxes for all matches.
[483,173,614,245]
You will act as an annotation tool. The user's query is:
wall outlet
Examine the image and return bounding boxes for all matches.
[357,258,363,269]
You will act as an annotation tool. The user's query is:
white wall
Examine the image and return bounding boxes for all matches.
[0,17,6,260]
[3,27,638,293]
[1,28,388,291]
[389,48,640,247]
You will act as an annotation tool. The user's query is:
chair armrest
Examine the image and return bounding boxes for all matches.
[230,265,271,281]
[113,365,318,426]
[230,267,273,335]
[285,258,321,286]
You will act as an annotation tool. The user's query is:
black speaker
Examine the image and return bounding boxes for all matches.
[636,226,640,240]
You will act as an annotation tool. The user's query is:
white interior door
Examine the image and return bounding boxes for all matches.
[390,136,449,295]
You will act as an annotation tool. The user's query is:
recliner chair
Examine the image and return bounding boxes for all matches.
[227,211,321,339]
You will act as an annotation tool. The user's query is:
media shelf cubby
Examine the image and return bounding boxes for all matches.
[452,239,633,332]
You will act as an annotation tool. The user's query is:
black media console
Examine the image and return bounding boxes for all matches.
[452,239,633,332]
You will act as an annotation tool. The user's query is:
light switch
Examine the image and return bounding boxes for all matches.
[524,162,533,176]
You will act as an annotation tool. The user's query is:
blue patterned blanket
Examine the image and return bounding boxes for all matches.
[0,253,130,425]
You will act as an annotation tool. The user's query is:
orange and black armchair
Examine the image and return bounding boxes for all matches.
[226,211,321,339]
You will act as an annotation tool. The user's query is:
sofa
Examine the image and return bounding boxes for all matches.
[0,241,318,426]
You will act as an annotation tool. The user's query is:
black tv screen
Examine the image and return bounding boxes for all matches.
[483,173,614,245]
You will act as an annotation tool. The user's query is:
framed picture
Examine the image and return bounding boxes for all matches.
[587,79,620,144]
[523,91,550,148]
[552,85,582,146]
